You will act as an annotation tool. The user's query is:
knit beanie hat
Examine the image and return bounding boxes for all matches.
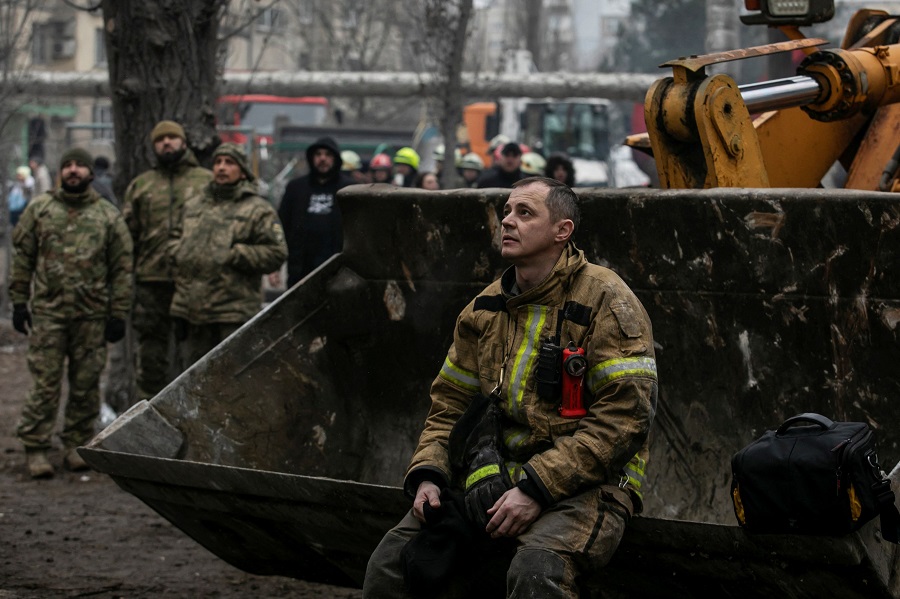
[60,147,94,173]
[150,120,186,143]
[214,142,255,182]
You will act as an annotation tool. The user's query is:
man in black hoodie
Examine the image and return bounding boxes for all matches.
[278,137,353,287]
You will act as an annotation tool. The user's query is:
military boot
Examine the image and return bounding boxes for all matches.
[26,450,54,479]
[63,448,89,472]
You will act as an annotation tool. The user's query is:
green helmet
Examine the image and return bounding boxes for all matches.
[393,147,420,170]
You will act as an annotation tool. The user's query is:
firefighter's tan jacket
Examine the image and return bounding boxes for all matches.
[406,243,658,511]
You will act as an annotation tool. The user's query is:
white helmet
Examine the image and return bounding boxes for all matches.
[340,150,361,171]
[457,152,484,171]
[432,144,445,162]
[521,152,547,176]
[489,134,511,153]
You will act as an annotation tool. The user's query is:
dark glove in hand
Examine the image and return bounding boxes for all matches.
[464,444,514,531]
[173,317,189,342]
[12,304,31,335]
[463,403,513,531]
[104,317,126,343]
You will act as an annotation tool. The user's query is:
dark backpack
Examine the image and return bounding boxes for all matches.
[731,413,899,542]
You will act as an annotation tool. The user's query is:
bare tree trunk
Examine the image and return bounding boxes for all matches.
[99,0,227,413]
[102,0,226,196]
[422,0,474,190]
[524,0,543,69]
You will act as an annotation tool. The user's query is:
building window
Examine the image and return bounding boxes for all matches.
[95,28,107,66]
[31,22,49,64]
[257,8,285,31]
[32,20,76,63]
[92,103,114,140]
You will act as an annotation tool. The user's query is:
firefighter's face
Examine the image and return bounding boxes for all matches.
[213,155,244,184]
[500,182,570,264]
[154,134,184,157]
[313,148,335,174]
[60,160,92,187]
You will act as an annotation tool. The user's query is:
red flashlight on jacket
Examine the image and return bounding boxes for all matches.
[559,342,587,418]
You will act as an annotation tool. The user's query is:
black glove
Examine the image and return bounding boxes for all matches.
[462,402,513,531]
[12,304,31,335]
[104,317,126,343]
[173,317,189,342]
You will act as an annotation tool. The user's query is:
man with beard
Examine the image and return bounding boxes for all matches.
[169,143,287,367]
[278,137,352,287]
[122,120,213,401]
[9,148,133,478]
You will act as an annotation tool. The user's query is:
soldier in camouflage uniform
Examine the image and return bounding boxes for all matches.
[169,142,287,367]
[122,120,213,400]
[9,148,133,478]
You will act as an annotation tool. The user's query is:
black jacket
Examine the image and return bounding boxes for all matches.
[476,166,526,189]
[278,137,353,287]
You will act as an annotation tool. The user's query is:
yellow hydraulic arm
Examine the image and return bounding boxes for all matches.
[639,10,900,190]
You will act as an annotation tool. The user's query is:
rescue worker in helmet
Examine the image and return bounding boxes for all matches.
[456,152,484,189]
[393,147,420,188]
[341,150,369,184]
[370,153,393,184]
[487,134,511,167]
[520,152,547,178]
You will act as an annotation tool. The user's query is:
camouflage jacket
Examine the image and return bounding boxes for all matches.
[122,149,213,283]
[169,180,287,325]
[10,188,133,321]
[406,244,658,512]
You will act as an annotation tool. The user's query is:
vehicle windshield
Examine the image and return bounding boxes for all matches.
[537,102,610,160]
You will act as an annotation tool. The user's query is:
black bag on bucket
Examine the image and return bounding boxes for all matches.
[731,413,899,542]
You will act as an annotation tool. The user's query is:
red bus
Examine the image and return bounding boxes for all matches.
[216,94,329,144]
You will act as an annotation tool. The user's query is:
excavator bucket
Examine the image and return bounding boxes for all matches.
[82,185,900,597]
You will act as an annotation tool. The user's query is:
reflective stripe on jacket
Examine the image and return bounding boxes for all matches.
[407,243,658,511]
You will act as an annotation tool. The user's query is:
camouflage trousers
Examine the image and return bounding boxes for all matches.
[363,485,631,599]
[132,282,176,400]
[179,322,242,372]
[17,317,107,451]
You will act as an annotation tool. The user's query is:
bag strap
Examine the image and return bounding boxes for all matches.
[776,413,835,435]
[872,479,900,544]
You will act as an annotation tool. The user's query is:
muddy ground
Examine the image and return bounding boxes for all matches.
[0,321,363,599]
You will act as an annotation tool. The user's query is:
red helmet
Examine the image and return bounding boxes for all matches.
[370,153,392,169]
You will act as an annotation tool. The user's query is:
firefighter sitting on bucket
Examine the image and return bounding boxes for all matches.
[363,176,658,598]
